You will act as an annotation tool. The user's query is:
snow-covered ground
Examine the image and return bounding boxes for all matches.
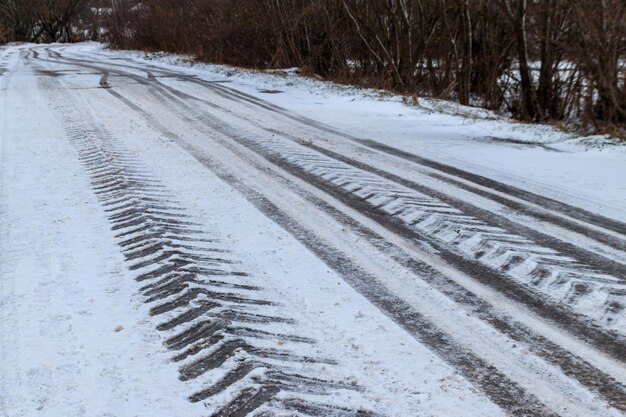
[1,43,625,417]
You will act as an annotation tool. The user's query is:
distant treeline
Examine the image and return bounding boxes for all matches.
[0,0,109,43]
[4,0,626,135]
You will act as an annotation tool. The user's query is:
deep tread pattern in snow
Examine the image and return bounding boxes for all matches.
[224,133,626,332]
[37,76,376,417]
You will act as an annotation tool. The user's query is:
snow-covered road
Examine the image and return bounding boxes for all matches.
[1,43,625,417]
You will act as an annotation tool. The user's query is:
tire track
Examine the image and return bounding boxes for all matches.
[191,72,626,244]
[427,171,626,253]
[183,76,626,257]
[167,105,626,411]
[293,135,626,277]
[237,127,626,348]
[359,140,626,237]
[34,67,379,417]
[165,147,562,417]
[174,118,626,411]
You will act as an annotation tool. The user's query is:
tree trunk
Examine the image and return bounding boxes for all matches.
[514,0,537,120]
[537,0,554,120]
[459,0,472,105]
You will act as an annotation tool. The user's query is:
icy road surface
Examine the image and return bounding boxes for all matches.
[1,43,625,417]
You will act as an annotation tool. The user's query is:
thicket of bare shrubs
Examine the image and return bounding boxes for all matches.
[2,0,625,135]
[0,0,102,42]
[105,0,626,135]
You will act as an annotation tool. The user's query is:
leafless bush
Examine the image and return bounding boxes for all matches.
[0,25,8,43]
[99,0,626,135]
[0,0,92,42]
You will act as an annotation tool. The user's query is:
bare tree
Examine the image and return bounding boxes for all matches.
[0,0,38,41]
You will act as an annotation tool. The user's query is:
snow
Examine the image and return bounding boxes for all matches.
[1,42,624,417]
